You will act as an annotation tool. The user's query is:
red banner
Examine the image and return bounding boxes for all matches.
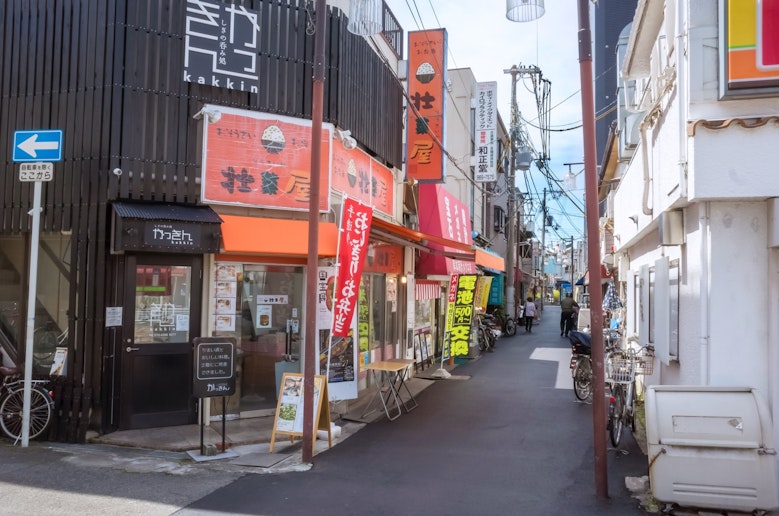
[332,198,374,336]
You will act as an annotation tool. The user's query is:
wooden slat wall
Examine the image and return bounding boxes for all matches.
[0,0,405,440]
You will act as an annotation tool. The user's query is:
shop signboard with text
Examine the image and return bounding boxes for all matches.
[201,106,332,212]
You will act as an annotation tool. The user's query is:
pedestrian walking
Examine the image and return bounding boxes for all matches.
[523,297,536,333]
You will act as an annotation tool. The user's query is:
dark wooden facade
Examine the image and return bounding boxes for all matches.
[0,0,404,440]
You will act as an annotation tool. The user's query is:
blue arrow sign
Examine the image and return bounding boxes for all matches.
[13,130,63,162]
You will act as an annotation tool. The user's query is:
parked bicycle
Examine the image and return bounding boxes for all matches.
[489,307,517,337]
[568,330,593,401]
[568,328,623,402]
[475,311,500,353]
[0,365,55,443]
[606,341,654,447]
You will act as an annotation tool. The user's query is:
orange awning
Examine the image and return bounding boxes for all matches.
[370,217,475,260]
[220,215,338,257]
[475,248,505,272]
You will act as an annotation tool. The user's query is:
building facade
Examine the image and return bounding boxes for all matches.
[608,0,779,453]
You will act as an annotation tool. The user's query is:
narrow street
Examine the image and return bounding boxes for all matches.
[0,306,650,515]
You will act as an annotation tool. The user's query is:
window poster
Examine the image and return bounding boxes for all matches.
[316,266,358,401]
[212,262,240,333]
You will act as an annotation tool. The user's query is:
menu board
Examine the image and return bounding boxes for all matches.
[269,373,331,452]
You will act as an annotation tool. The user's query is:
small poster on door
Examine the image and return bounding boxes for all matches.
[256,305,273,329]
[215,314,235,332]
[216,297,233,314]
[176,314,189,332]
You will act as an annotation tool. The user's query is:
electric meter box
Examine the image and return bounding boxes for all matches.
[645,386,778,512]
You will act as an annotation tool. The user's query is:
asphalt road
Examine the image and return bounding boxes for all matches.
[0,306,650,515]
[178,306,649,515]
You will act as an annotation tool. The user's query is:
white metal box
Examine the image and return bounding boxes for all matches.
[646,386,778,512]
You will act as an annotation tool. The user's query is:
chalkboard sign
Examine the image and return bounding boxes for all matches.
[193,337,236,398]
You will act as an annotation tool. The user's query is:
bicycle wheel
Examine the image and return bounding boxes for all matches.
[609,384,625,447]
[478,328,488,352]
[0,386,54,441]
[504,317,517,337]
[573,357,593,401]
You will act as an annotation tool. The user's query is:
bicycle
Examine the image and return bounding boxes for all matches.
[0,365,55,443]
[569,328,625,402]
[490,307,516,337]
[606,342,654,447]
[475,312,498,352]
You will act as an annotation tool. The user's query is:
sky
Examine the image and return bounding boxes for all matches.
[384,0,589,246]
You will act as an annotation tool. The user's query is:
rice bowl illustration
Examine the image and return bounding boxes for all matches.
[416,62,436,84]
[347,159,357,187]
[261,124,286,154]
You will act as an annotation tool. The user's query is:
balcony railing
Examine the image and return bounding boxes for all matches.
[381,2,403,58]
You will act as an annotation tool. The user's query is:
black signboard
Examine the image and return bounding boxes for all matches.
[193,337,236,398]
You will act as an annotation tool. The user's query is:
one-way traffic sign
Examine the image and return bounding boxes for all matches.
[13,130,63,162]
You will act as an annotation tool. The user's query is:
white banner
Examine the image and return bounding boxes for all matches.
[474,81,498,182]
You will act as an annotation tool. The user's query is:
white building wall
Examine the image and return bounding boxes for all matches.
[614,0,779,455]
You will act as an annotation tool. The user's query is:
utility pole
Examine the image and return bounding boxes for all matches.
[569,236,575,293]
[540,188,547,308]
[503,66,519,321]
[577,0,608,498]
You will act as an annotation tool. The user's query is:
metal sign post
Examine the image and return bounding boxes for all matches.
[13,129,62,448]
[20,164,51,447]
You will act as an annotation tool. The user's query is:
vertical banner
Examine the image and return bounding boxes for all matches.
[406,29,447,183]
[442,274,459,360]
[332,198,373,336]
[474,276,493,313]
[474,81,498,182]
[316,267,358,401]
[448,274,478,356]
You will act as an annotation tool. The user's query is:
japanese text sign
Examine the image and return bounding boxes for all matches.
[183,0,260,93]
[332,144,394,215]
[444,274,477,357]
[201,107,332,212]
[332,198,373,336]
[474,81,498,182]
[406,29,447,183]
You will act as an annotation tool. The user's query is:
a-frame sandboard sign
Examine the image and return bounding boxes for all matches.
[269,373,332,453]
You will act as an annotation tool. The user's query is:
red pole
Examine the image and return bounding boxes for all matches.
[303,0,327,463]
[577,0,608,498]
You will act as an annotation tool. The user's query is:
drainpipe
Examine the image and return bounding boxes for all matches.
[677,0,688,200]
[699,202,711,385]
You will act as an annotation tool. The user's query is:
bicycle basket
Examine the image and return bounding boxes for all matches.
[606,355,634,383]
[635,348,655,375]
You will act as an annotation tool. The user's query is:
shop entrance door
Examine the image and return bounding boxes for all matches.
[120,255,202,429]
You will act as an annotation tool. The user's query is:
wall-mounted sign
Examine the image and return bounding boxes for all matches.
[406,29,447,183]
[474,81,498,183]
[183,0,260,93]
[724,1,779,94]
[201,107,332,212]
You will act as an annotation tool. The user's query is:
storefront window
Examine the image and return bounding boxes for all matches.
[212,262,303,414]
[134,265,192,343]
[0,234,70,373]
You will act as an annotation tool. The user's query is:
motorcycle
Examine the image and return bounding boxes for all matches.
[568,330,593,401]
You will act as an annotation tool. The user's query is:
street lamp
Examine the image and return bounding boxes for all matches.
[505,0,545,23]
[507,0,608,499]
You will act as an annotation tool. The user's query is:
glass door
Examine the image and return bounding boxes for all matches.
[120,255,201,429]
